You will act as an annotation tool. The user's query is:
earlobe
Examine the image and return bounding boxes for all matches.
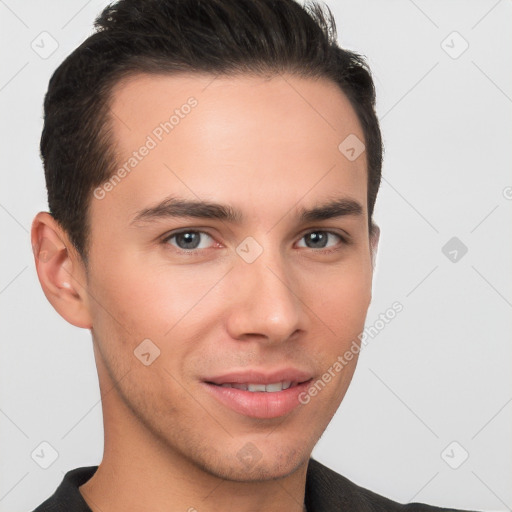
[31,212,92,329]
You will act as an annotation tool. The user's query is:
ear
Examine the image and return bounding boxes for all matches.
[369,222,380,271]
[31,212,92,329]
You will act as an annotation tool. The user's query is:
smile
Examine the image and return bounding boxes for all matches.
[212,381,297,392]
[202,368,314,419]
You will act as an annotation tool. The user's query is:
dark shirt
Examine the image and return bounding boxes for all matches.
[31,458,480,511]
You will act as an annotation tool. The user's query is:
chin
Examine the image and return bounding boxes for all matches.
[196,442,310,483]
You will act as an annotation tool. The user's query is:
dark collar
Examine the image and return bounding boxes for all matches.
[32,465,97,511]
[33,458,459,512]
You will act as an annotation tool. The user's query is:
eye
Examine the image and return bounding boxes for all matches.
[163,230,216,251]
[296,230,346,251]
[161,228,348,255]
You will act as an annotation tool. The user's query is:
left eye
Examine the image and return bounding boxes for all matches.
[296,231,343,250]
[163,230,344,252]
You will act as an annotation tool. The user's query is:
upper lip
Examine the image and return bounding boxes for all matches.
[204,368,314,386]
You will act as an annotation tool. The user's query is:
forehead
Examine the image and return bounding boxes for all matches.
[98,72,368,227]
[108,71,364,146]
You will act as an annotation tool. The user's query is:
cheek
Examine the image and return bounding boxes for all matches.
[328,279,371,332]
[88,252,223,337]
[309,258,372,328]
[87,241,372,355]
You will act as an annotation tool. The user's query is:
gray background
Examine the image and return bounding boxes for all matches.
[1,1,511,511]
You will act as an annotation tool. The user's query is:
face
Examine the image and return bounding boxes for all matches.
[79,72,376,481]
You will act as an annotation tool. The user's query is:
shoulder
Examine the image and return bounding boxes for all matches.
[305,458,481,512]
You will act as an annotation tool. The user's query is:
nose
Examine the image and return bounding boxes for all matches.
[225,244,303,345]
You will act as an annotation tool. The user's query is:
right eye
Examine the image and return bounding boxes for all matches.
[162,230,217,253]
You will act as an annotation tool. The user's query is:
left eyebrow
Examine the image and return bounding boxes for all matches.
[298,198,363,222]
[130,195,363,225]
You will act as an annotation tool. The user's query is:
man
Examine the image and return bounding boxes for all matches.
[29,0,479,510]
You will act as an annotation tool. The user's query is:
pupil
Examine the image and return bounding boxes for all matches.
[308,232,326,248]
[178,232,200,249]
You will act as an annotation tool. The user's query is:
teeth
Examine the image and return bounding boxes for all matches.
[264,382,283,392]
[217,382,294,392]
[248,383,267,392]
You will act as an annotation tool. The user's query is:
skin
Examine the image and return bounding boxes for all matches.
[32,72,379,512]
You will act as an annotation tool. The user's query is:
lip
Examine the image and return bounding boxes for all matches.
[202,367,313,419]
[204,368,313,386]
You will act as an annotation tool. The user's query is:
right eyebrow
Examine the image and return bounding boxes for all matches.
[130,196,243,225]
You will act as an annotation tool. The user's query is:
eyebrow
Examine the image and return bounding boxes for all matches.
[130,195,363,225]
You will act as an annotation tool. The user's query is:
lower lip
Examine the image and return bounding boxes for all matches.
[201,380,313,419]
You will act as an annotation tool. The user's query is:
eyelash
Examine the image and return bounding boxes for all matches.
[161,229,349,256]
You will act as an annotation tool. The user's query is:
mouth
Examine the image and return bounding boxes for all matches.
[207,380,307,392]
[202,369,314,419]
